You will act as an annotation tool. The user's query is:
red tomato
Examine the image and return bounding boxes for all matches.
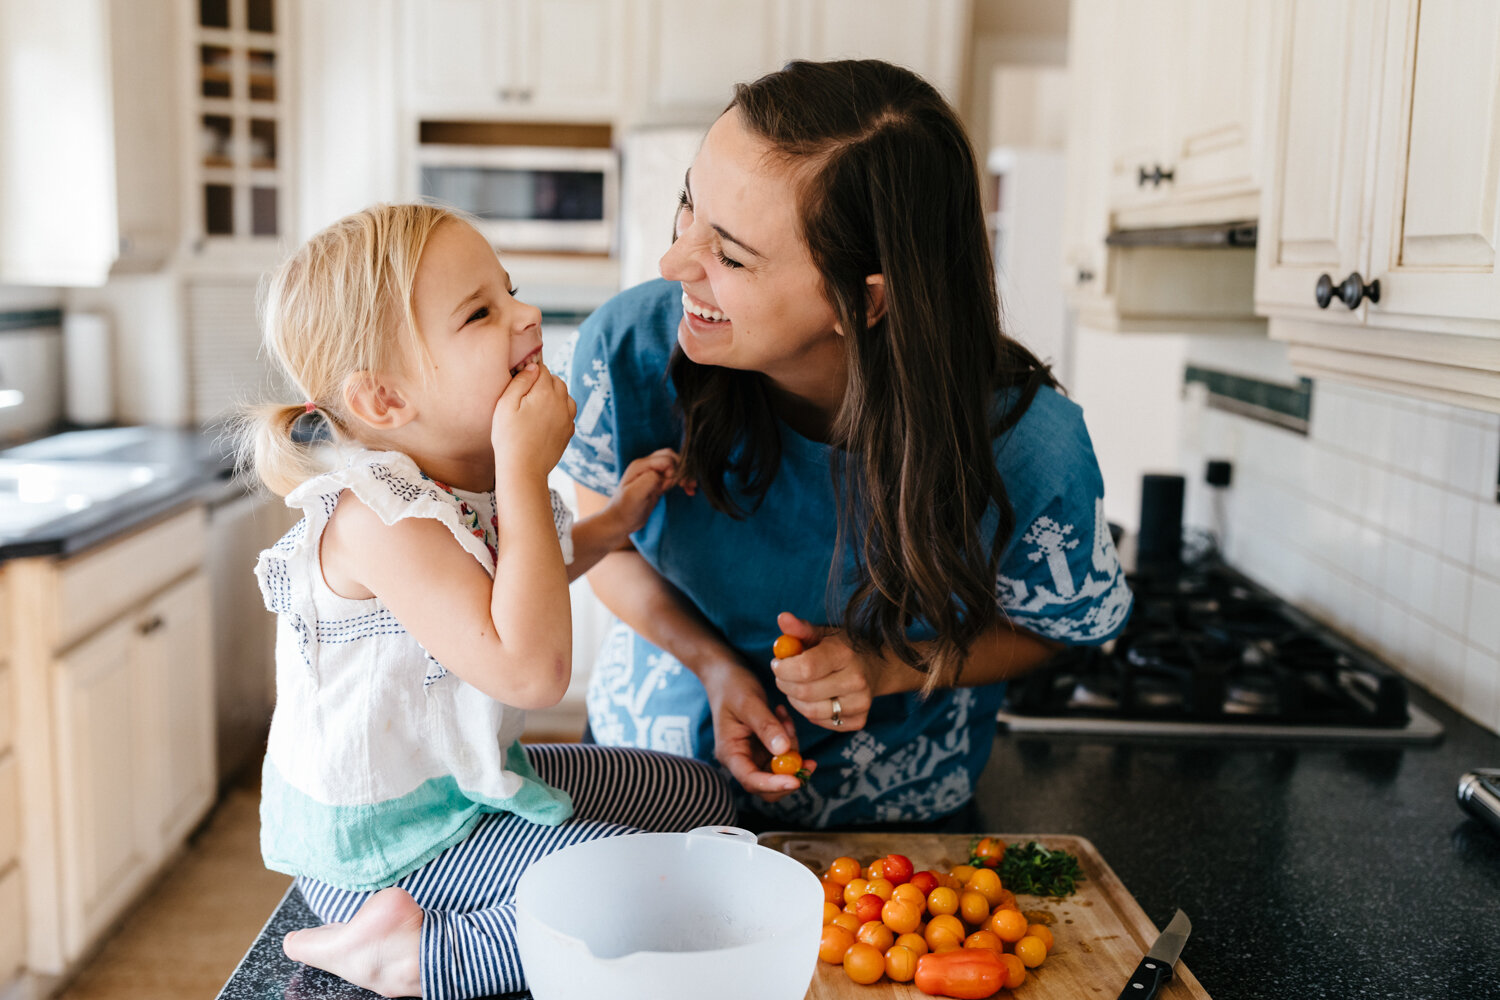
[882,853,915,885]
[913,949,1006,999]
[909,870,940,896]
[772,634,804,659]
[972,836,1005,868]
[854,892,884,924]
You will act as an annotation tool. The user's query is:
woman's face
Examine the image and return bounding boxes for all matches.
[659,108,843,385]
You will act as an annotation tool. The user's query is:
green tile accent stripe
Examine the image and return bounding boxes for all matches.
[0,308,63,333]
[1185,364,1312,435]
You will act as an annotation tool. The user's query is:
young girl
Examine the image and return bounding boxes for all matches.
[242,203,734,999]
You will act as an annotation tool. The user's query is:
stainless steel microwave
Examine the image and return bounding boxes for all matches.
[417,144,618,254]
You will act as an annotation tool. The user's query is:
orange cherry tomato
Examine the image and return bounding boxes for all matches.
[867,858,887,881]
[1014,935,1047,968]
[818,923,855,964]
[894,932,929,957]
[866,878,895,902]
[1026,923,1055,952]
[926,886,959,917]
[843,878,869,906]
[881,897,922,935]
[998,952,1027,989]
[913,948,1006,999]
[963,868,1004,907]
[831,911,860,935]
[855,892,884,924]
[951,864,977,884]
[993,889,1019,911]
[772,633,804,659]
[857,919,895,952]
[972,836,1006,868]
[989,908,1029,944]
[885,944,919,983]
[963,929,1005,954]
[821,878,844,904]
[893,883,926,906]
[843,942,885,985]
[958,889,991,926]
[822,901,840,924]
[769,751,802,775]
[924,913,967,952]
[826,856,861,885]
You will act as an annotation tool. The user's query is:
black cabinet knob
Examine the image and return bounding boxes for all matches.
[1137,165,1151,188]
[1137,164,1177,188]
[1076,268,1095,285]
[1316,272,1381,310]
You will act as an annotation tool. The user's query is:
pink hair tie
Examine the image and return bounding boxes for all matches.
[304,401,317,413]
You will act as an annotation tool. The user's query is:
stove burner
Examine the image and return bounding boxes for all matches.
[1003,559,1415,732]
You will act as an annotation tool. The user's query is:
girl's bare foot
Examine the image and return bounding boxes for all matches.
[284,886,424,997]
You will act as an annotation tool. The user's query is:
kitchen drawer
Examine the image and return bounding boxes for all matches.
[0,862,21,983]
[56,507,206,650]
[0,666,10,753]
[0,751,15,868]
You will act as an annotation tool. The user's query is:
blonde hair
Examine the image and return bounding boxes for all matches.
[238,203,466,495]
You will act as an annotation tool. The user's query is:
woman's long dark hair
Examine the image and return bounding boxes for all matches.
[670,59,1057,692]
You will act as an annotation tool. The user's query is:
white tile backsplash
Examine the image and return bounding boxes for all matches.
[1176,380,1500,735]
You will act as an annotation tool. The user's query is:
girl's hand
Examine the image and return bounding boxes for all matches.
[770,611,878,732]
[493,362,577,481]
[606,448,680,535]
[700,659,818,803]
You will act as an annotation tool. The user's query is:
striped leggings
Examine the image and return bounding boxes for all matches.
[294,743,734,999]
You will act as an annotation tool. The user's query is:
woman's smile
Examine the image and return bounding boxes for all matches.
[678,289,734,348]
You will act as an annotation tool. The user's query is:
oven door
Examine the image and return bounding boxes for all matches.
[417,144,618,254]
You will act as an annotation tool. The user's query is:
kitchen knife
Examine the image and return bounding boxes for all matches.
[1115,908,1191,1000]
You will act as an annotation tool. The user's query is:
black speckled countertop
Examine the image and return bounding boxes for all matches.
[0,425,237,559]
[216,681,1500,1000]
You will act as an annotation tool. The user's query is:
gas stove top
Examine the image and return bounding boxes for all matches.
[999,557,1444,744]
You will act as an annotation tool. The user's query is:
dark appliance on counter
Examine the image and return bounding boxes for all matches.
[999,552,1444,744]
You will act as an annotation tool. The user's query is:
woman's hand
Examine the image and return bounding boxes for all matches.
[770,611,881,732]
[699,659,817,803]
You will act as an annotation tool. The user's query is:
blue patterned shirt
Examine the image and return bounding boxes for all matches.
[559,279,1131,826]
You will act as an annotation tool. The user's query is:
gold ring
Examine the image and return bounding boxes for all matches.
[831,696,842,727]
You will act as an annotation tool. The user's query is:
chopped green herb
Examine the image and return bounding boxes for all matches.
[969,840,1085,897]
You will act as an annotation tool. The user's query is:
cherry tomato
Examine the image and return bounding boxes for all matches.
[867,858,886,881]
[843,878,869,906]
[924,913,967,952]
[989,908,1029,944]
[843,942,885,985]
[963,868,1004,907]
[998,952,1027,989]
[881,897,922,935]
[866,877,895,902]
[822,901,840,924]
[831,911,860,935]
[768,751,809,784]
[857,919,895,952]
[951,864,977,883]
[972,836,1005,868]
[885,944,919,983]
[772,633,804,659]
[1014,935,1047,968]
[826,856,861,885]
[894,932,929,957]
[854,892,884,924]
[909,870,940,896]
[821,878,844,905]
[914,948,1006,999]
[1026,923,1055,952]
[882,853,915,885]
[993,889,1019,911]
[892,883,926,906]
[926,886,959,917]
[818,924,855,964]
[958,889,990,926]
[963,929,1005,954]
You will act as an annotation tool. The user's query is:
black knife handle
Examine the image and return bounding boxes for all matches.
[1116,956,1174,1000]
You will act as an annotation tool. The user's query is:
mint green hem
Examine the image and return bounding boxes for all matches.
[260,742,573,892]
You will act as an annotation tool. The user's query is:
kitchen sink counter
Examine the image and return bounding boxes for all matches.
[0,425,240,559]
[217,678,1500,1000]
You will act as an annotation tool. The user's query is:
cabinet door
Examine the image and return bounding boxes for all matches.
[135,573,216,854]
[516,0,624,116]
[634,0,792,123]
[791,0,970,102]
[404,0,513,108]
[1061,0,1114,300]
[1167,0,1264,204]
[1104,0,1177,211]
[1255,0,1388,321]
[52,616,152,961]
[1366,0,1500,333]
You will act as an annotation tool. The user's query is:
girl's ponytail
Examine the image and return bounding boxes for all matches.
[236,402,326,497]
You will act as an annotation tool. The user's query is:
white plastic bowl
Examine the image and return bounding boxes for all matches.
[515,825,822,1000]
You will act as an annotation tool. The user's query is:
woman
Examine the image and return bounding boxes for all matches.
[560,60,1131,828]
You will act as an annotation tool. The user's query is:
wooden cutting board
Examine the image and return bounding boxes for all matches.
[759,832,1211,1000]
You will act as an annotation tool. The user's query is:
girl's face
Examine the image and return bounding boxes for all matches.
[658,108,843,386]
[407,220,544,454]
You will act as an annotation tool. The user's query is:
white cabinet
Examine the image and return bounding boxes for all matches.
[788,0,971,103]
[1257,0,1500,412]
[630,0,795,125]
[9,508,215,976]
[404,0,627,119]
[1105,0,1268,229]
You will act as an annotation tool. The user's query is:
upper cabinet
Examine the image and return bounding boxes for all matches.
[403,0,627,120]
[1256,0,1500,412]
[787,0,970,103]
[1105,0,1268,229]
